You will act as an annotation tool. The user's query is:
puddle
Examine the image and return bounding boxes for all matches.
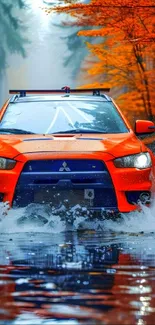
[0,202,155,324]
[0,230,155,325]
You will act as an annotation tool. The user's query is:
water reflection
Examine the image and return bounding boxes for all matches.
[0,231,155,324]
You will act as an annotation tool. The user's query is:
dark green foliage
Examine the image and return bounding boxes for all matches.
[0,0,28,73]
[63,28,90,77]
[60,26,96,78]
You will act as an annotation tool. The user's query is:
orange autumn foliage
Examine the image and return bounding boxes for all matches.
[52,0,155,122]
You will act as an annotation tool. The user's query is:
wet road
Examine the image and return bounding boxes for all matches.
[0,203,155,324]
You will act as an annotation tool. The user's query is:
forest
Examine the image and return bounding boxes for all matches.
[50,0,155,124]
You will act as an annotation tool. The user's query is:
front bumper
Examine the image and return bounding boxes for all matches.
[0,155,153,213]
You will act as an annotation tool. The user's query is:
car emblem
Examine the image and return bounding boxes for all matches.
[59,161,71,172]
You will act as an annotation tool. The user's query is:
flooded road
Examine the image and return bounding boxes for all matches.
[0,203,155,324]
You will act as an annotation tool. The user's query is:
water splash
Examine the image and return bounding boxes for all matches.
[104,200,155,233]
[0,203,66,234]
[0,199,155,234]
[0,203,97,233]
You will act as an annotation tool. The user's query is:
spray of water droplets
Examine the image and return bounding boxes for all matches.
[0,199,155,234]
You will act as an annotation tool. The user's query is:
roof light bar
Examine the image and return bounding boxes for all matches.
[9,86,110,97]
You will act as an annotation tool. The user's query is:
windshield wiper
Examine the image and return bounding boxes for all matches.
[0,128,36,134]
[50,128,107,134]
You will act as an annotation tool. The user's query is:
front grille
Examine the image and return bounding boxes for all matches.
[23,159,106,172]
[13,159,118,209]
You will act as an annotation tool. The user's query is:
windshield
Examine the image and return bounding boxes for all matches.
[0,100,129,134]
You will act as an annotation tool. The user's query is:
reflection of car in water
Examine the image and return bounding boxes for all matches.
[12,242,119,270]
[0,239,138,323]
[0,87,155,215]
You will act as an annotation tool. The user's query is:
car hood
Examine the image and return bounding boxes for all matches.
[0,133,142,160]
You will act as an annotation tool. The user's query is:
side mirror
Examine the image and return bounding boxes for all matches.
[135,120,155,135]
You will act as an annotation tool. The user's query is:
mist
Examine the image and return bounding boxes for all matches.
[0,0,91,106]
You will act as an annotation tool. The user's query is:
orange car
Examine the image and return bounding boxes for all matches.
[0,87,155,215]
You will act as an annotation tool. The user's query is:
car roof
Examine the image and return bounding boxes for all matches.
[9,88,112,104]
[10,94,112,104]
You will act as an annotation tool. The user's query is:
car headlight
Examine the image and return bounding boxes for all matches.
[0,158,16,170]
[114,152,152,169]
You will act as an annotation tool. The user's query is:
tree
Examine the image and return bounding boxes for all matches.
[61,26,95,79]
[0,0,28,73]
[53,0,155,121]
